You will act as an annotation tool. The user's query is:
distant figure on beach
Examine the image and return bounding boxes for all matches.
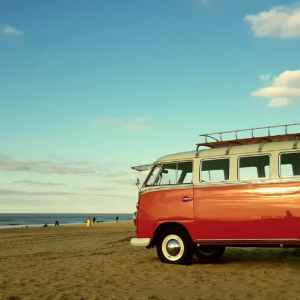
[93,217,96,224]
[43,223,47,227]
[116,216,119,223]
[55,220,59,226]
[87,218,91,227]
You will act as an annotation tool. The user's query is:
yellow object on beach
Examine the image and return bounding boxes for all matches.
[87,219,91,227]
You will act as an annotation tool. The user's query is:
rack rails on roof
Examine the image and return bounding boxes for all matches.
[196,123,300,156]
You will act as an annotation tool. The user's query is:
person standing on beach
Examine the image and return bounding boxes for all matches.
[87,218,91,227]
[93,217,96,224]
[116,216,119,223]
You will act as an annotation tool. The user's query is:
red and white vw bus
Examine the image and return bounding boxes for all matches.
[131,124,300,265]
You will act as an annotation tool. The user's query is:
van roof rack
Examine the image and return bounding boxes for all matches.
[196,123,300,156]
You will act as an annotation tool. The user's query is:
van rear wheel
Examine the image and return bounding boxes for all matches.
[194,245,225,260]
[156,226,194,265]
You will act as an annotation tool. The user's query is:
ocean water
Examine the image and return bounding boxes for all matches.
[0,213,134,229]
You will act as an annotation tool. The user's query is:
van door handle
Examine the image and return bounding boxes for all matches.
[182,197,193,201]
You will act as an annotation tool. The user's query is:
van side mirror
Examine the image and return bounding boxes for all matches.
[136,178,140,188]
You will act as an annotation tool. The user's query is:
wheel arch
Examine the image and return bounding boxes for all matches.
[151,222,192,247]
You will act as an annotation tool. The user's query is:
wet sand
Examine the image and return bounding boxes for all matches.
[1,222,300,300]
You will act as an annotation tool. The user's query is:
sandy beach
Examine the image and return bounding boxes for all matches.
[1,222,300,300]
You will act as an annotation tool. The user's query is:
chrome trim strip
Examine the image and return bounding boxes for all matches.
[194,238,300,243]
[141,177,300,193]
[140,184,193,195]
[193,177,300,188]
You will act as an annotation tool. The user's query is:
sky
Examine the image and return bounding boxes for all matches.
[0,0,300,213]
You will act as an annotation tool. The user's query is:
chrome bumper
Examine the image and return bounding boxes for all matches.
[131,238,151,247]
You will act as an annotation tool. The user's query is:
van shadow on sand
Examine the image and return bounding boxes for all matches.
[190,247,300,265]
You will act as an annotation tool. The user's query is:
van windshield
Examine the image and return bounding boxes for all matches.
[145,164,161,186]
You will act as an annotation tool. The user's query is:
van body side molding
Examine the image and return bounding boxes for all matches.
[194,238,300,243]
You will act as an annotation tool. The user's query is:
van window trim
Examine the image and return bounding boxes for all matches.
[199,157,231,183]
[238,153,271,181]
[279,150,300,178]
[145,160,194,187]
[176,160,194,185]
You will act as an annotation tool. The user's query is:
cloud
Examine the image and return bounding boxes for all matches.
[0,154,95,174]
[260,74,271,83]
[251,70,300,107]
[83,186,126,191]
[59,161,91,166]
[96,117,154,131]
[10,180,66,186]
[95,171,134,178]
[244,5,300,38]
[268,98,293,107]
[0,154,137,179]
[0,25,23,36]
[0,189,76,196]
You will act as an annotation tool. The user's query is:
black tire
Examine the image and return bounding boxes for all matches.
[156,226,194,265]
[194,245,225,260]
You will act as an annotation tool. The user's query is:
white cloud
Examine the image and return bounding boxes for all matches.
[0,154,138,179]
[260,74,271,83]
[10,180,66,186]
[244,5,300,38]
[273,70,300,87]
[251,70,300,107]
[1,25,23,36]
[60,161,91,166]
[268,98,293,107]
[253,86,300,98]
[97,117,154,131]
[0,154,95,174]
[0,189,76,196]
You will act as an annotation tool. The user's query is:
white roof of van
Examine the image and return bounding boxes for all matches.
[155,140,299,163]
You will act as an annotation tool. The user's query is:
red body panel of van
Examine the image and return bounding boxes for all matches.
[137,187,194,239]
[137,181,300,245]
[193,181,300,243]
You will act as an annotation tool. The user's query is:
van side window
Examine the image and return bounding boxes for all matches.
[280,151,300,177]
[157,163,177,185]
[146,162,193,186]
[200,158,230,182]
[177,162,193,184]
[239,154,270,180]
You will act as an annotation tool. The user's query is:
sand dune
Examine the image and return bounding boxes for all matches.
[1,222,300,300]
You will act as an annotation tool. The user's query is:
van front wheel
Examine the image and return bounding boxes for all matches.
[194,245,225,260]
[156,227,194,265]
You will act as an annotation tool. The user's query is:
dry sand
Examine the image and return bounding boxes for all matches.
[1,222,300,300]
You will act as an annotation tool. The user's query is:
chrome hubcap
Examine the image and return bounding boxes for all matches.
[162,234,184,261]
[166,239,181,256]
